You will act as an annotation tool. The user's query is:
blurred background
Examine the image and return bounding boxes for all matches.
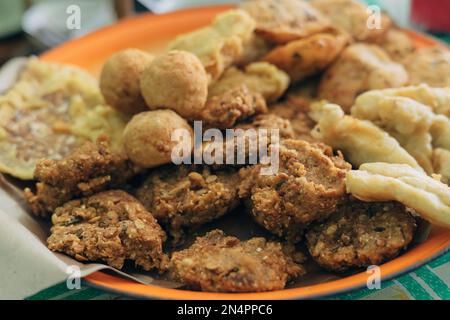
[0,0,449,65]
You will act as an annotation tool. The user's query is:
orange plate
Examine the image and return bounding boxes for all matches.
[41,5,450,300]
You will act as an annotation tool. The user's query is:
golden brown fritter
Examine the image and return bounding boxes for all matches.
[240,0,332,44]
[379,29,415,62]
[123,110,193,168]
[140,50,208,120]
[202,85,268,129]
[47,190,169,271]
[311,0,391,43]
[263,32,349,82]
[170,229,305,292]
[318,44,408,112]
[24,137,140,217]
[269,96,316,142]
[99,49,154,115]
[235,113,296,140]
[239,139,351,242]
[306,200,416,272]
[403,47,450,87]
[135,166,240,243]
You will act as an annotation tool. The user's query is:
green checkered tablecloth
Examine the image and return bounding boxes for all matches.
[24,28,450,303]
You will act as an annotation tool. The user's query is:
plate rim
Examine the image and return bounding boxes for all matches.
[40,5,450,300]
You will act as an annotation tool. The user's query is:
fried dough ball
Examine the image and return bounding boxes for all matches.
[140,50,208,119]
[202,85,268,129]
[239,139,351,242]
[306,200,416,272]
[123,110,193,168]
[311,0,392,43]
[135,166,240,243]
[170,230,305,292]
[240,0,332,44]
[318,44,408,112]
[403,47,450,87]
[263,32,349,82]
[47,190,169,271]
[99,49,154,115]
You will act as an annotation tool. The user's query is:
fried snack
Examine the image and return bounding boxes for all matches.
[239,139,350,242]
[202,85,268,129]
[433,149,450,185]
[47,190,168,271]
[353,89,450,175]
[240,0,331,44]
[168,9,255,81]
[123,110,193,168]
[310,103,423,171]
[403,47,450,87]
[99,49,154,115]
[235,114,296,140]
[209,62,290,103]
[346,163,450,228]
[140,51,208,120]
[263,32,349,82]
[24,137,140,217]
[236,34,272,66]
[306,200,416,272]
[311,0,391,42]
[135,166,240,243]
[269,96,316,142]
[352,85,450,118]
[379,29,415,62]
[318,44,408,112]
[170,229,305,292]
[0,58,128,180]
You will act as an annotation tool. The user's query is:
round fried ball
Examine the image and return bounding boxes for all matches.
[123,110,193,168]
[140,50,208,120]
[100,49,154,115]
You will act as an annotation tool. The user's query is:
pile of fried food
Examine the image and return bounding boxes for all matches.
[1,0,450,293]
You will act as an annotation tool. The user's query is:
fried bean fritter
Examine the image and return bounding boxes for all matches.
[170,229,305,292]
[403,47,450,87]
[24,137,140,217]
[306,200,416,272]
[202,85,268,129]
[263,32,349,82]
[47,190,168,271]
[240,0,332,44]
[239,139,351,242]
[135,166,240,243]
[311,0,391,43]
[318,43,408,112]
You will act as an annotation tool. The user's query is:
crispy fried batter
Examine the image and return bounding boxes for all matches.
[311,0,391,42]
[24,137,140,217]
[209,62,290,103]
[403,47,450,87]
[270,96,316,141]
[0,58,128,180]
[235,114,296,140]
[240,0,332,44]
[135,166,240,243]
[346,163,450,228]
[168,9,255,82]
[202,85,268,129]
[318,44,408,112]
[47,190,168,271]
[310,102,424,171]
[170,229,305,292]
[236,34,272,66]
[263,32,349,82]
[306,200,416,272]
[239,139,350,242]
